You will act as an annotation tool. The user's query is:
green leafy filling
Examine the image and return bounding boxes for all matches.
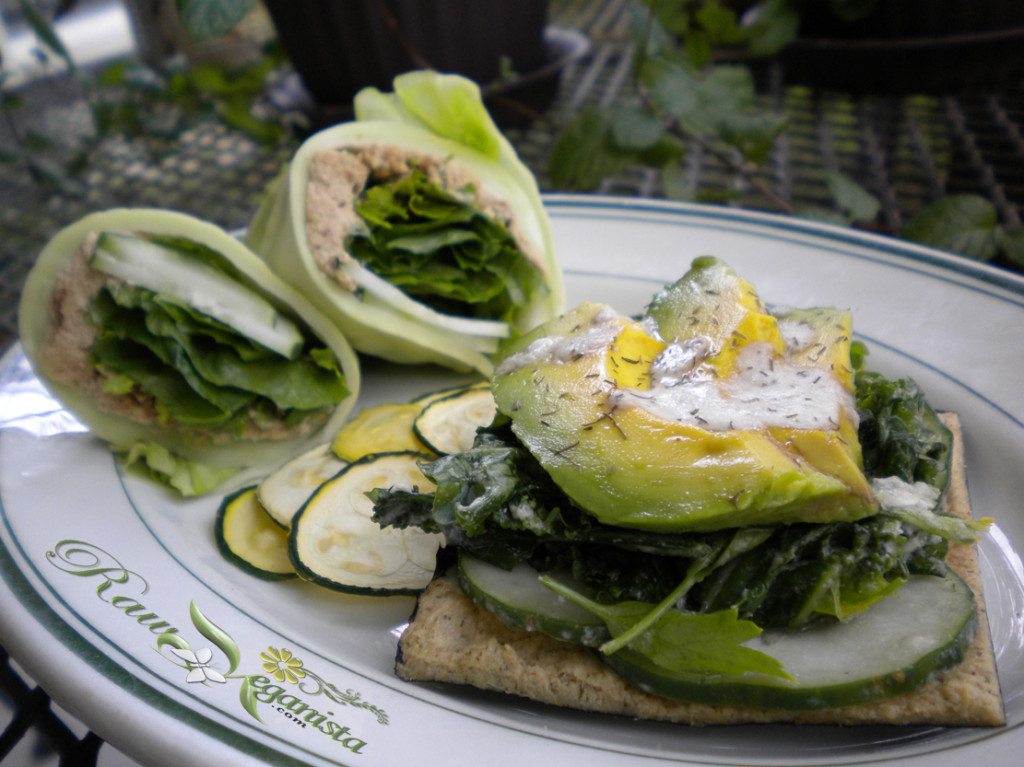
[87,240,348,434]
[120,440,239,496]
[347,170,542,322]
[372,365,968,677]
[375,411,948,625]
[856,371,952,498]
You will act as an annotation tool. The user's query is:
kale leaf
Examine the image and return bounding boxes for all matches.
[372,369,956,628]
[856,371,952,499]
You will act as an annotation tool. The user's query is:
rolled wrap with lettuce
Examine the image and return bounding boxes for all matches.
[18,208,361,495]
[245,71,564,375]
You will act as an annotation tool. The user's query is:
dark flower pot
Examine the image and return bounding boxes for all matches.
[263,0,551,119]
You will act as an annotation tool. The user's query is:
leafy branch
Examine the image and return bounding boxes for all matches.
[548,0,802,207]
[0,0,297,194]
[546,0,1023,273]
[903,195,1024,272]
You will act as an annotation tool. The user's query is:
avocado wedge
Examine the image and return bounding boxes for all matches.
[490,259,876,533]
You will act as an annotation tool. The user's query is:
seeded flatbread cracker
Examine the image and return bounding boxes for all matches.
[395,414,1004,726]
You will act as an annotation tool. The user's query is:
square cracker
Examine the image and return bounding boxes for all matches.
[395,414,1005,726]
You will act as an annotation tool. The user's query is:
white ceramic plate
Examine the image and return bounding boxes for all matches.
[2,195,1023,767]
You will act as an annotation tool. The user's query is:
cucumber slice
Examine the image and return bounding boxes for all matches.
[604,572,978,710]
[331,402,433,462]
[90,232,304,358]
[256,443,347,529]
[457,554,609,646]
[457,555,979,710]
[289,452,445,595]
[414,384,496,454]
[215,486,296,580]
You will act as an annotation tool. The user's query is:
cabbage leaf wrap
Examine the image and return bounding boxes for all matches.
[245,71,564,375]
[18,208,361,495]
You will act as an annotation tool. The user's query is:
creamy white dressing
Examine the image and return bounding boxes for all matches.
[648,335,716,387]
[616,341,856,431]
[497,307,858,432]
[494,306,621,376]
[871,476,941,513]
[776,316,820,351]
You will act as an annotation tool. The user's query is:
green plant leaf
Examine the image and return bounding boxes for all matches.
[695,0,744,46]
[547,108,631,191]
[829,0,882,22]
[997,226,1024,268]
[121,442,240,496]
[742,0,801,56]
[627,606,789,678]
[636,133,686,167]
[18,0,74,72]
[718,109,788,164]
[685,28,714,69]
[1,89,24,111]
[660,159,692,200]
[694,65,756,126]
[176,0,256,43]
[696,188,743,204]
[610,106,666,152]
[216,100,283,144]
[636,0,693,38]
[902,195,1002,261]
[824,171,880,223]
[348,170,541,321]
[640,58,700,124]
[540,575,790,680]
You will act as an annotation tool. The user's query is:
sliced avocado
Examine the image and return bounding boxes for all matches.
[491,262,877,533]
[645,256,784,378]
[775,306,856,390]
[768,306,867,495]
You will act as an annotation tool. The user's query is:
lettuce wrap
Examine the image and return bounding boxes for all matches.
[245,71,564,375]
[18,208,361,495]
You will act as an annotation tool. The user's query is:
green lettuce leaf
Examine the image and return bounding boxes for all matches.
[88,279,348,430]
[19,207,360,497]
[348,171,541,322]
[246,71,563,375]
[121,441,239,496]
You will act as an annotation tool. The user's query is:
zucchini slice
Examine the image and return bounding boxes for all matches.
[215,486,297,580]
[257,443,347,529]
[412,381,485,406]
[414,384,497,455]
[289,452,444,595]
[331,402,433,462]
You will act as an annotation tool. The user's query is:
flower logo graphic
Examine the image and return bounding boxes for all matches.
[171,647,227,684]
[260,647,306,684]
[154,601,387,727]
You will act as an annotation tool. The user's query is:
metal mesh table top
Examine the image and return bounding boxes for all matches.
[2,1,1023,764]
